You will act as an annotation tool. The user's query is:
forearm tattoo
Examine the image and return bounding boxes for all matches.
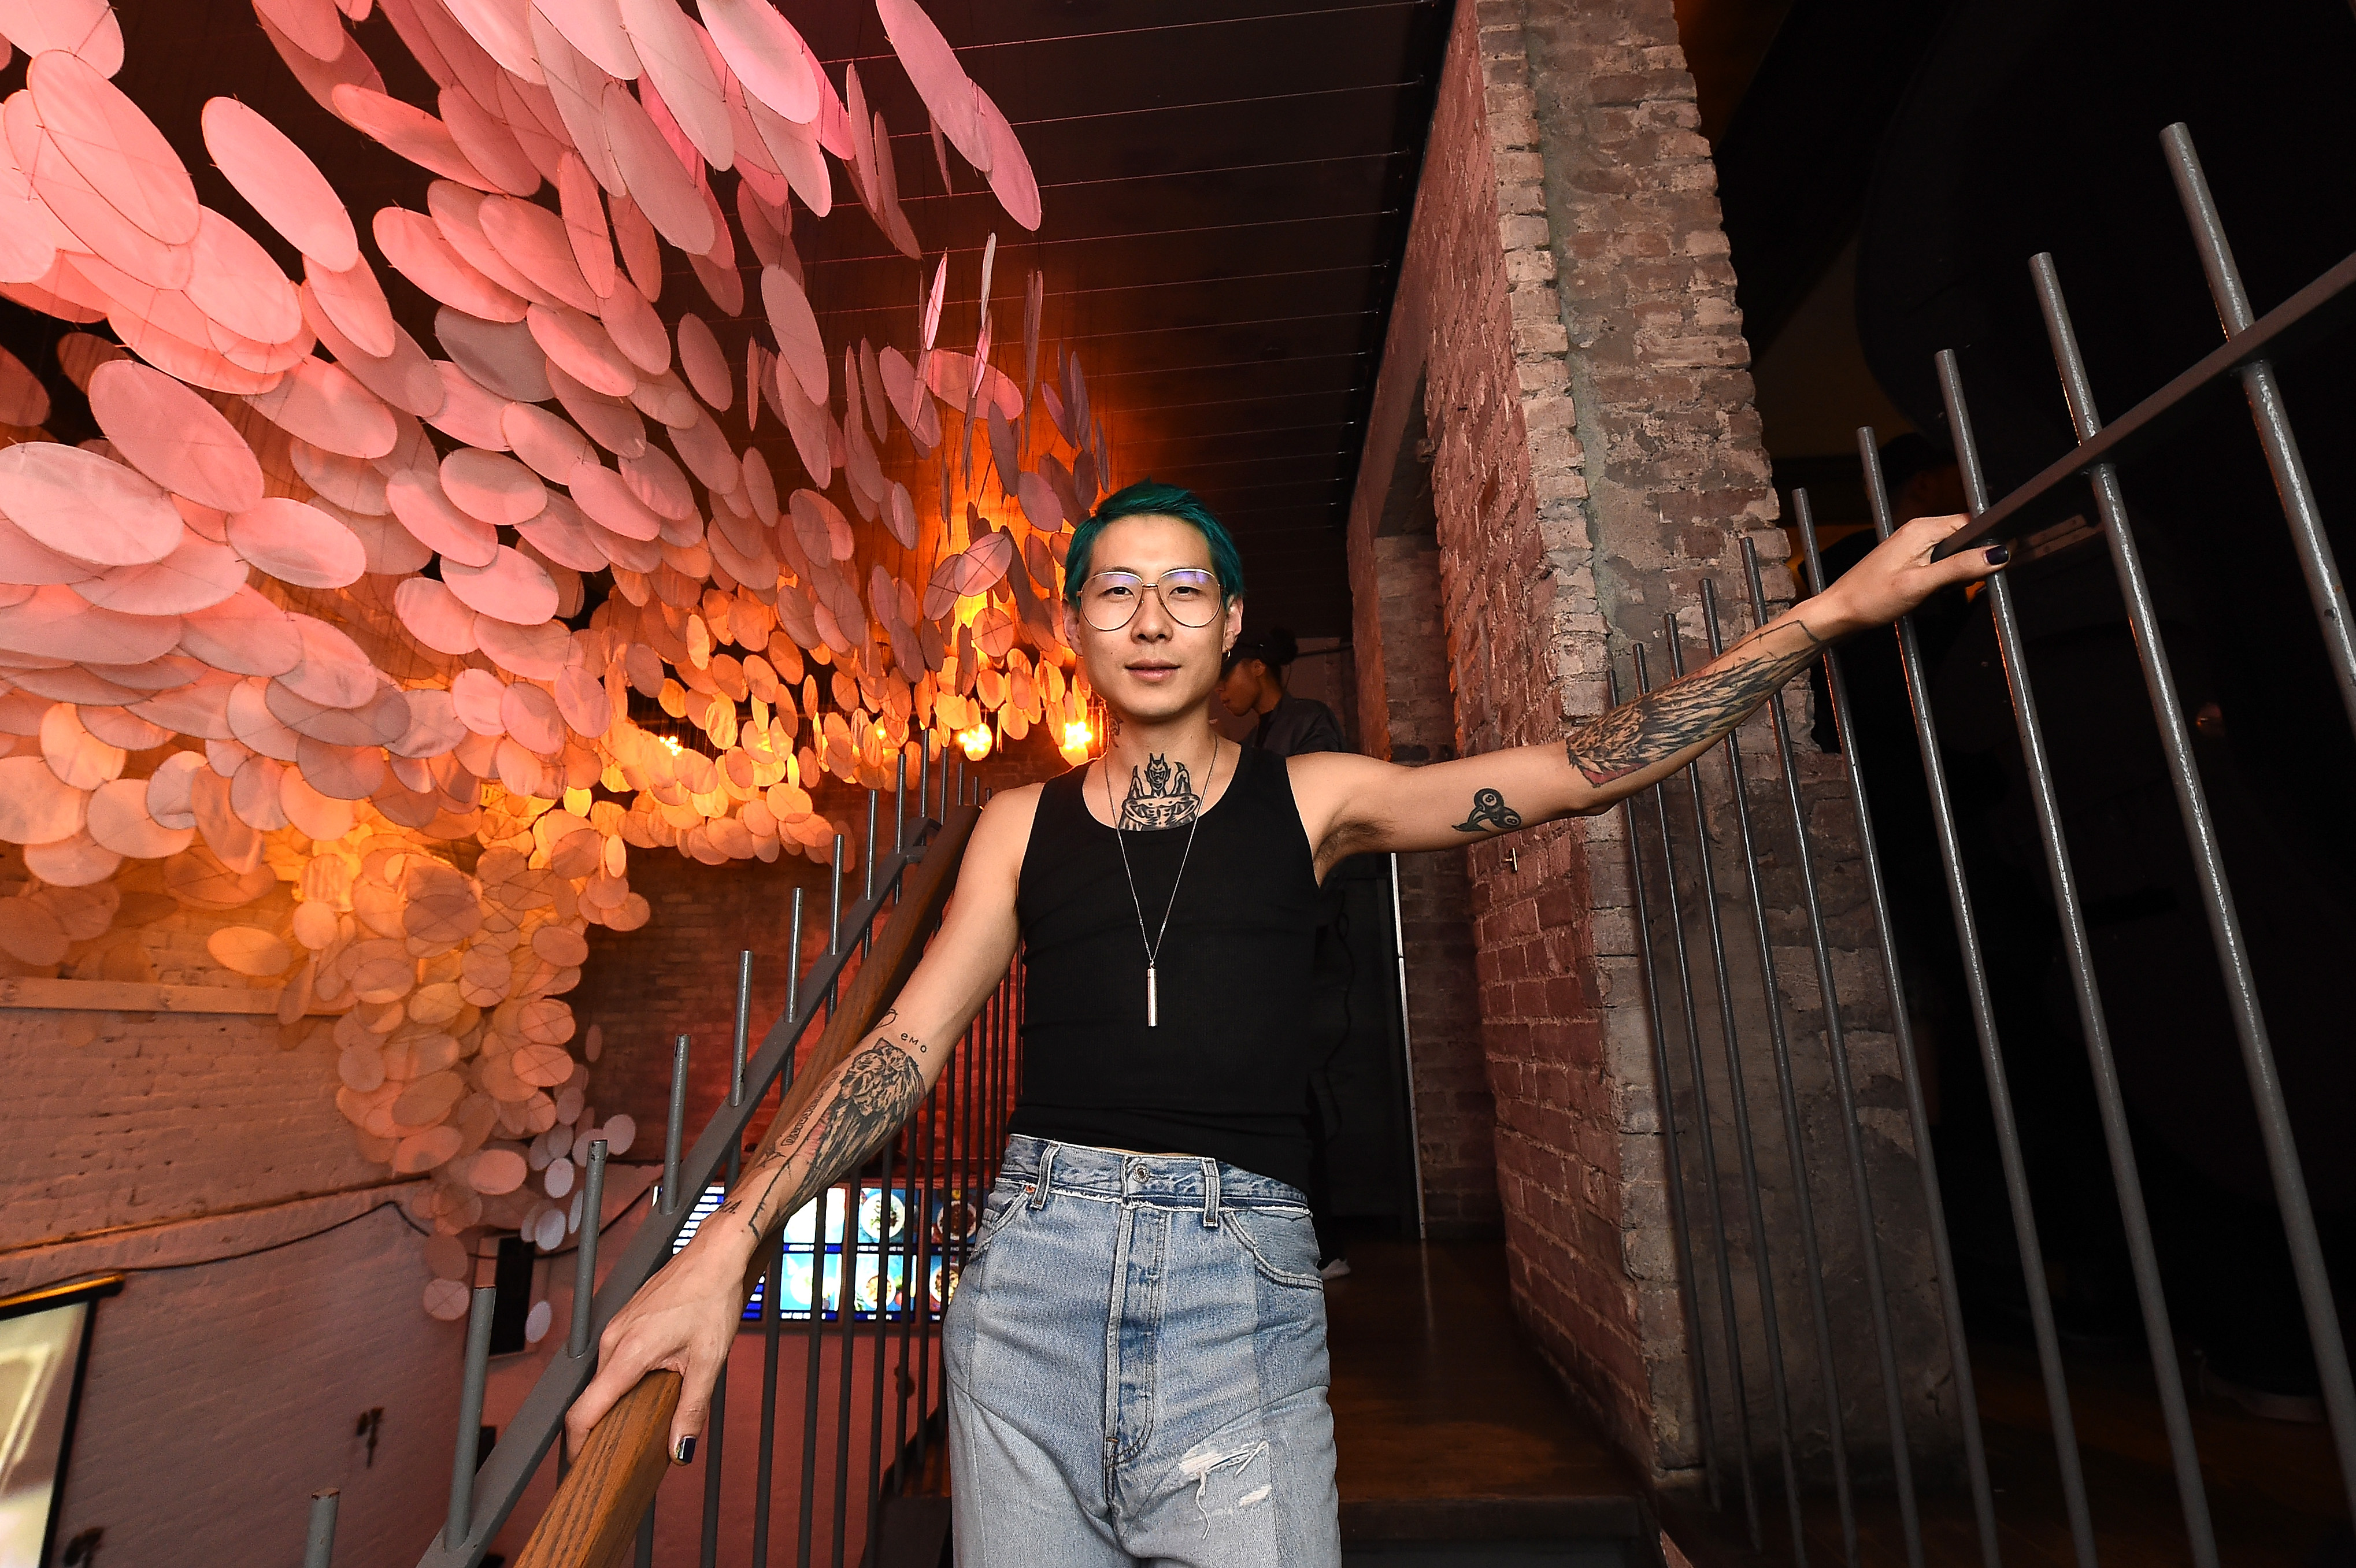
[1566,620,1827,786]
[1120,753,1200,828]
[736,1037,924,1241]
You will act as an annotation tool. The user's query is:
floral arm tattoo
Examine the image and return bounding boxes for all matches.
[1566,617,1828,786]
[728,1018,927,1243]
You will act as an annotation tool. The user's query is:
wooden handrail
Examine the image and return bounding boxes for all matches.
[512,1373,679,1568]
[513,803,980,1568]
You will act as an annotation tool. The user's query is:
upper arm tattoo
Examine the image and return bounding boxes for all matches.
[1452,788,1524,833]
[742,1040,924,1240]
[1567,620,1827,785]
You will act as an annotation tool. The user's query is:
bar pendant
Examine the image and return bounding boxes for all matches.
[1146,965,1157,1028]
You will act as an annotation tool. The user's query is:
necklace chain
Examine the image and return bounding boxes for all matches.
[1105,739,1218,1026]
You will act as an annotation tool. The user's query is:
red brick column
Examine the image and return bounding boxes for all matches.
[1351,0,1953,1486]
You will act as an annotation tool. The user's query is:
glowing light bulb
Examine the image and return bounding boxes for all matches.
[660,735,684,755]
[1061,719,1092,753]
[958,723,994,761]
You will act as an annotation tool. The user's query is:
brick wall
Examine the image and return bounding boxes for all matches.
[1346,0,1951,1484]
[0,1007,463,1568]
[578,742,1063,1160]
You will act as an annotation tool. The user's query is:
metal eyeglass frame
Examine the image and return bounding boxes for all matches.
[1076,568,1225,631]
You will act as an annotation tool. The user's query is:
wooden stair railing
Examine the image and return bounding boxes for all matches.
[473,801,980,1568]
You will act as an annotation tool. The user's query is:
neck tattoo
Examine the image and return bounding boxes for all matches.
[1119,752,1202,829]
[1104,740,1220,1028]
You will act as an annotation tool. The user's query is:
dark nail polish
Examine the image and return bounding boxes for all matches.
[675,1435,696,1465]
[1985,546,2010,565]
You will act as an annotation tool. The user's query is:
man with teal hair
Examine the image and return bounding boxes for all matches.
[1062,479,1250,607]
[573,477,2008,1567]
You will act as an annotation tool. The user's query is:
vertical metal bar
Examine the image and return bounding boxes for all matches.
[984,975,1002,1176]
[830,836,845,955]
[894,1100,921,1470]
[1885,353,2094,1566]
[932,1010,962,1435]
[912,1069,938,1476]
[1740,529,1924,1567]
[1957,342,2232,1568]
[634,1500,655,1568]
[895,751,907,853]
[865,789,879,902]
[1664,617,1806,1562]
[1699,579,1859,1568]
[865,1127,896,1538]
[1386,853,1429,1240]
[1610,664,1721,1511]
[303,1489,338,1568]
[2031,259,2356,1521]
[444,1286,497,1550]
[918,740,930,826]
[786,887,806,1047]
[569,1139,610,1360]
[797,1186,825,1568]
[1633,640,1759,1544]
[1946,364,2225,1568]
[662,1033,691,1214]
[706,1068,745,1568]
[831,1143,860,1568]
[752,1245,784,1568]
[1813,448,2001,1566]
[2159,124,2356,732]
[699,1322,728,1568]
[961,1007,979,1274]
[732,950,754,1109]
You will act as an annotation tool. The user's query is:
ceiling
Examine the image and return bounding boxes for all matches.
[3,0,1454,642]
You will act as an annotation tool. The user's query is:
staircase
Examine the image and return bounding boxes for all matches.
[353,763,1653,1568]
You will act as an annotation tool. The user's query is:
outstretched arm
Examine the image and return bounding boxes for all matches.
[563,787,1039,1463]
[1295,513,2003,863]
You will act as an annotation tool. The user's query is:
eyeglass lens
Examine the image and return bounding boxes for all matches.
[1081,569,1221,631]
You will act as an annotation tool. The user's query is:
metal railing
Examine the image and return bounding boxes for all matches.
[1625,120,2353,1566]
[281,753,1021,1567]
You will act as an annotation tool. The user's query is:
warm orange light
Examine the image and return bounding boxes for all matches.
[659,735,685,755]
[957,723,994,761]
[1061,719,1094,754]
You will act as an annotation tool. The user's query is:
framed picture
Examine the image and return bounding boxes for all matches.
[0,1276,120,1568]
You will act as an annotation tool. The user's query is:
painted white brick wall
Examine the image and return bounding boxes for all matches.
[2,1008,457,1568]
[2,1008,379,1248]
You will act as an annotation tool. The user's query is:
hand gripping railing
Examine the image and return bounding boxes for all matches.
[405,769,983,1568]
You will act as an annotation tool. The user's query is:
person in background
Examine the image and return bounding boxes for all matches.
[1218,626,1348,757]
[1219,624,1356,1279]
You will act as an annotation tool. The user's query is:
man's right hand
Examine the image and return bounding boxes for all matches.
[565,1236,753,1465]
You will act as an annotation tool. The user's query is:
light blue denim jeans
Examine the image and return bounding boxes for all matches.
[943,1135,1342,1567]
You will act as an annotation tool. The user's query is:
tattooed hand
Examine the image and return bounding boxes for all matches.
[566,1029,929,1470]
[1567,512,2001,788]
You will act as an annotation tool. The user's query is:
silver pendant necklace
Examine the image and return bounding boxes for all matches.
[1104,739,1219,1027]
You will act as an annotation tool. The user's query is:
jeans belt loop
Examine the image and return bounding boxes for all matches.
[1201,1157,1220,1229]
[1028,1144,1057,1210]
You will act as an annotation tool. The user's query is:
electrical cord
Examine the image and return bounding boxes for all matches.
[12,1162,660,1298]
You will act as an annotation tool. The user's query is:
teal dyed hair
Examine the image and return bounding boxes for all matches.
[1062,480,1246,608]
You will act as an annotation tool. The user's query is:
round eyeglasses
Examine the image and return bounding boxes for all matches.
[1077,568,1223,631]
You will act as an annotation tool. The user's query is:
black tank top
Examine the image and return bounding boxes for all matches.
[1010,744,1323,1189]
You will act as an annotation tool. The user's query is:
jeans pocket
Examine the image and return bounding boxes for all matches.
[961,1181,1029,1264]
[1221,1206,1323,1289]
